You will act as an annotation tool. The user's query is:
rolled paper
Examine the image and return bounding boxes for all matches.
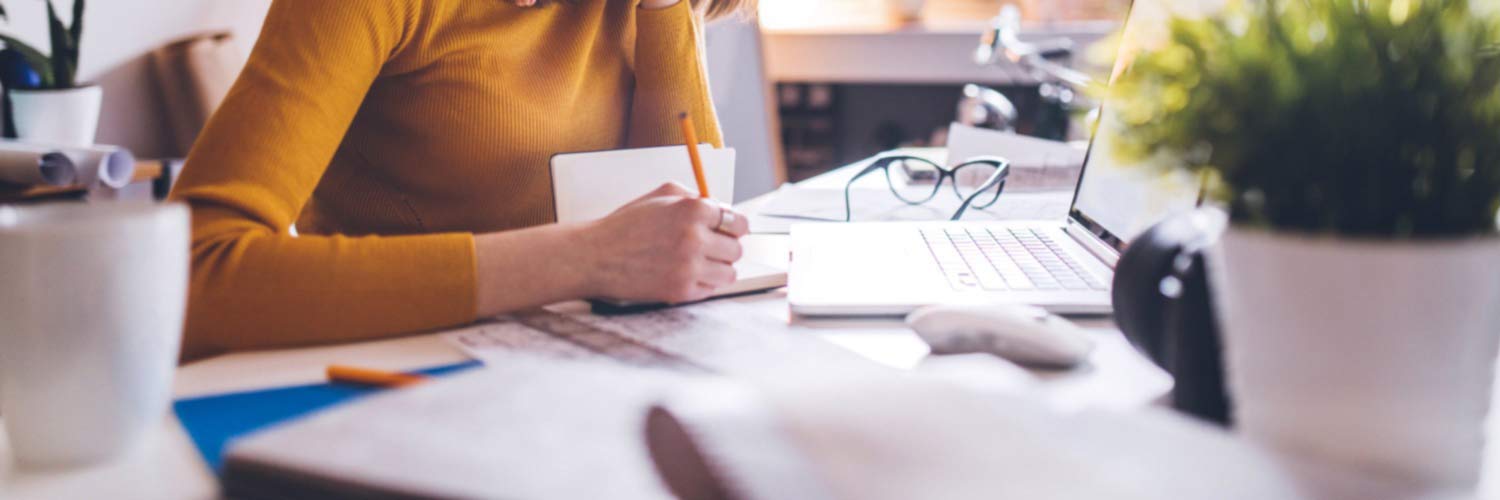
[60,145,137,189]
[0,141,137,189]
[0,142,78,186]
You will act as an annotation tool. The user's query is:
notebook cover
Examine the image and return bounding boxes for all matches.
[549,144,736,223]
[589,262,787,315]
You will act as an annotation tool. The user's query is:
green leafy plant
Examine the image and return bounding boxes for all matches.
[1108,0,1500,238]
[0,0,84,89]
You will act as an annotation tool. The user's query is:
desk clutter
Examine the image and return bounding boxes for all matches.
[220,357,1306,500]
[0,141,136,190]
[201,302,883,498]
[747,125,1084,234]
[0,142,171,204]
[195,301,1299,499]
[753,185,1073,231]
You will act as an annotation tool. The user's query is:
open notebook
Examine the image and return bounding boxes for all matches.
[550,145,786,311]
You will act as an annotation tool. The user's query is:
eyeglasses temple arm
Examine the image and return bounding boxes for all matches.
[949,161,1011,221]
[843,161,891,222]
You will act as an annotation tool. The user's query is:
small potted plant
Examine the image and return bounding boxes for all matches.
[0,0,97,146]
[1109,0,1500,493]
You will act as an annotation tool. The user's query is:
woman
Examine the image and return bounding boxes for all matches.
[169,0,756,360]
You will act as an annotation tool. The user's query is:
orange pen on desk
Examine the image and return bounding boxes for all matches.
[327,364,428,388]
[678,112,711,199]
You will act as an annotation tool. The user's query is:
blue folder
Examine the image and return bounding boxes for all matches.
[173,361,480,473]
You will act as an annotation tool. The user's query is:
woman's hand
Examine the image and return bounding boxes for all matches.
[471,182,746,316]
[577,183,748,304]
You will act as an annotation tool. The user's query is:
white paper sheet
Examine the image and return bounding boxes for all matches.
[445,301,883,379]
[61,145,136,188]
[946,123,1086,169]
[750,186,1074,233]
[946,123,1085,192]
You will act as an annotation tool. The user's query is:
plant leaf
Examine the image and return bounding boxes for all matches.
[69,0,81,62]
[46,0,73,87]
[0,34,55,88]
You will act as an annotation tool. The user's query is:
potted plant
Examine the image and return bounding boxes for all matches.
[1108,0,1500,493]
[0,0,97,146]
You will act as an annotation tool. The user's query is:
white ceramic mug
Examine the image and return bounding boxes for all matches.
[0,202,189,468]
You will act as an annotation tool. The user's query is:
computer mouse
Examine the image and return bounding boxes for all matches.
[906,304,1096,369]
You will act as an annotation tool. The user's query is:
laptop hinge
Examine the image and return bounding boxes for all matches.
[1066,219,1121,269]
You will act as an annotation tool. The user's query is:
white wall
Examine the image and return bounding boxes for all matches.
[704,17,782,201]
[2,0,271,157]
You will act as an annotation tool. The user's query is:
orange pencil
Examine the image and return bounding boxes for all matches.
[327,364,429,388]
[678,112,710,199]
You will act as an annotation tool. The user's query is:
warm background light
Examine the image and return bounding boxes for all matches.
[758,0,1132,31]
[757,0,891,31]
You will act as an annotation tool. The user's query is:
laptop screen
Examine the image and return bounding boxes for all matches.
[1067,1,1201,250]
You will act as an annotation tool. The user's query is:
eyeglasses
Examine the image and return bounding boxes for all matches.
[843,155,1011,222]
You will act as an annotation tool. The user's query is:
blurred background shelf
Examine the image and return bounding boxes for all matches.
[750,0,1128,181]
[764,20,1115,85]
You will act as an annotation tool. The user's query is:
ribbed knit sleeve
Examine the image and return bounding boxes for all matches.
[169,0,477,360]
[628,1,725,149]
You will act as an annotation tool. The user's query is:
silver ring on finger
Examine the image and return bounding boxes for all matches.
[715,206,737,234]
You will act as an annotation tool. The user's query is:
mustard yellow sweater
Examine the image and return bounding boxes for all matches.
[170,0,723,360]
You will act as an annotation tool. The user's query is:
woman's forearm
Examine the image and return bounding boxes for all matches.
[473,223,594,318]
[627,0,723,148]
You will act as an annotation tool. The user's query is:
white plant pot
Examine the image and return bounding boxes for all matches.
[1209,227,1500,492]
[10,85,103,148]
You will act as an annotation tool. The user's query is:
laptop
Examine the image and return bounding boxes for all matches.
[788,5,1199,316]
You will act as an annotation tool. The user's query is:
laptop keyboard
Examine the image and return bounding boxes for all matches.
[920,227,1108,292]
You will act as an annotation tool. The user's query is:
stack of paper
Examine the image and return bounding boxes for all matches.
[222,302,890,498]
[649,375,1311,500]
[222,356,703,499]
